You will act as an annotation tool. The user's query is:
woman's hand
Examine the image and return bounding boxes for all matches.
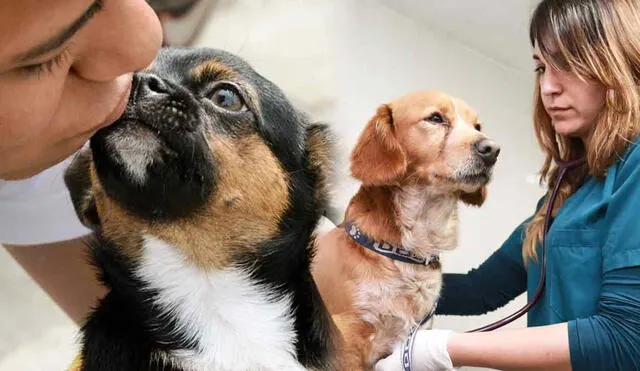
[376,323,571,371]
[375,329,456,371]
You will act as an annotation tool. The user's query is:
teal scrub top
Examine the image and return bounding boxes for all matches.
[438,137,640,370]
[525,137,640,326]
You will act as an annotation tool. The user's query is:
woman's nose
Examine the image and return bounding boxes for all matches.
[539,69,563,97]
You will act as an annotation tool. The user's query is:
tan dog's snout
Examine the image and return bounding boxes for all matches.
[473,138,500,167]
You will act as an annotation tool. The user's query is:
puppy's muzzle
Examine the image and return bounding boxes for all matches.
[134,72,200,133]
[473,139,500,167]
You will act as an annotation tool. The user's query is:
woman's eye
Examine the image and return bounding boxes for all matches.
[210,87,247,112]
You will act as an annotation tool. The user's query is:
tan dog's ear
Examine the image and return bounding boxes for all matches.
[459,186,487,207]
[350,104,407,185]
[64,148,100,231]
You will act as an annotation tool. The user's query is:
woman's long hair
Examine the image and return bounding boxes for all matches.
[523,0,640,261]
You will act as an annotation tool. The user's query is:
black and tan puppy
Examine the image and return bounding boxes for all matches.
[64,47,337,371]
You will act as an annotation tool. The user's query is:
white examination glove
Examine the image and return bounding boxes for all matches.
[375,329,457,371]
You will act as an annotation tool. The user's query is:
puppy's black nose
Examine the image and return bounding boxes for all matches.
[137,73,171,97]
[474,139,500,166]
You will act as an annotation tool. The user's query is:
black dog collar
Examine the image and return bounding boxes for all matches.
[344,221,439,266]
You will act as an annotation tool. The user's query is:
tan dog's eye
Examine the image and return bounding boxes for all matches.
[425,112,446,125]
[475,123,482,131]
[211,85,247,112]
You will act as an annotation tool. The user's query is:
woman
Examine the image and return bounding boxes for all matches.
[377,0,640,370]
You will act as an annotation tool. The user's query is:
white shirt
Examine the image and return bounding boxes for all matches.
[0,155,91,245]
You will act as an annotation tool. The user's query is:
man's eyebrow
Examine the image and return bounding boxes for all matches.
[14,0,103,63]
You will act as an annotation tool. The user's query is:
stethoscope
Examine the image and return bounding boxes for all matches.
[468,156,587,332]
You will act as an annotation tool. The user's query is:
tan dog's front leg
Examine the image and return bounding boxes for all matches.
[332,312,377,371]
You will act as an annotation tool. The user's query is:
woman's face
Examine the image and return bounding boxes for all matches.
[533,42,607,141]
[0,0,162,180]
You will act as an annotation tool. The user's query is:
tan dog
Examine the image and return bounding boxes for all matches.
[313,91,499,370]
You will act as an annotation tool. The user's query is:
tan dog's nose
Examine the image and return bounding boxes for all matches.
[474,139,500,166]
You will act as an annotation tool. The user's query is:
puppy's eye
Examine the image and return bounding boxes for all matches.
[426,113,446,124]
[210,86,246,112]
[475,123,482,131]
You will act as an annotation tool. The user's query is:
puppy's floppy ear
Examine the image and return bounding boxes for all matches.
[64,148,100,231]
[350,104,407,185]
[459,185,487,207]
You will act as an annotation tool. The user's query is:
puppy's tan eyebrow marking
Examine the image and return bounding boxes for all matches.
[192,60,238,82]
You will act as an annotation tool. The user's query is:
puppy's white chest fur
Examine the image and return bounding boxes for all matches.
[137,235,305,371]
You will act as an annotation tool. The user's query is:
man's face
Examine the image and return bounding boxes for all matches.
[0,0,163,180]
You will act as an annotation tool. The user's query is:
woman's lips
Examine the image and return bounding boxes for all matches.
[547,106,573,117]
